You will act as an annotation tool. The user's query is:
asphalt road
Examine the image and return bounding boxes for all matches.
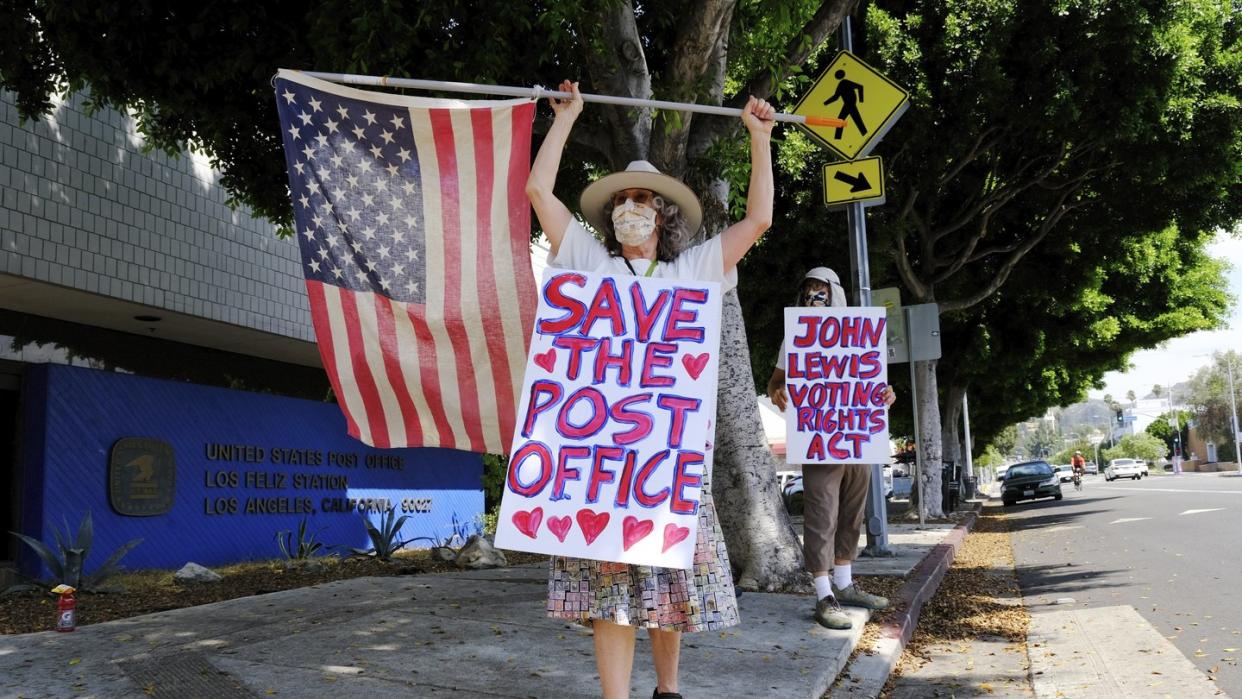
[1004,471,1242,696]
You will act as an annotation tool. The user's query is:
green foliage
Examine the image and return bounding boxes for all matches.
[1184,351,1242,460]
[988,425,1019,457]
[1102,432,1169,463]
[1144,410,1192,460]
[8,511,142,591]
[274,517,324,560]
[351,509,411,562]
[479,508,499,538]
[1018,422,1061,460]
[482,453,508,511]
[1051,438,1095,466]
[974,444,1005,469]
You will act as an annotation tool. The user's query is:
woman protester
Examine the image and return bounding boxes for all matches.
[525,79,775,699]
[766,267,895,630]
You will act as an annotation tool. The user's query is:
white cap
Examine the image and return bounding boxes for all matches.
[804,267,841,285]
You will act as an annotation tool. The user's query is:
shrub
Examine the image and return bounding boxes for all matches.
[275,517,324,560]
[350,509,410,561]
[9,511,142,591]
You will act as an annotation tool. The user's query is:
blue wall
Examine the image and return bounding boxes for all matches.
[19,364,483,575]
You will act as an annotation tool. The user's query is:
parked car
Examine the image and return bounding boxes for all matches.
[1001,460,1063,507]
[1084,460,1099,475]
[1054,464,1075,482]
[1105,458,1148,481]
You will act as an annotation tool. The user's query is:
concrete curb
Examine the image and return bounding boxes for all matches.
[833,502,984,697]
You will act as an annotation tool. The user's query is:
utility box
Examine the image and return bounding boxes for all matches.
[903,303,942,362]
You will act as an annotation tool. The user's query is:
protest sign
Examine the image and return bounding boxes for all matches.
[495,270,722,568]
[783,307,890,464]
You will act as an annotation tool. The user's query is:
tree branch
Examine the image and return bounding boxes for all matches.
[938,185,1086,313]
[937,127,1003,188]
[688,0,857,159]
[894,227,931,302]
[576,0,653,167]
[649,0,737,176]
[735,0,859,102]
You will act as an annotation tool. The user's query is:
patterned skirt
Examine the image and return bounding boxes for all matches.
[546,480,740,633]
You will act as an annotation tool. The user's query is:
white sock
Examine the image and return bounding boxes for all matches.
[832,565,853,590]
[813,575,833,600]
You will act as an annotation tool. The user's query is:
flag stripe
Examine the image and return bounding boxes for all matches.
[410,107,471,449]
[314,282,374,445]
[371,296,425,443]
[475,107,519,453]
[384,296,444,446]
[336,286,392,448]
[486,102,536,453]
[305,281,364,441]
[429,108,487,454]
[354,292,409,446]
[460,107,507,453]
[507,103,539,356]
[404,302,456,446]
[447,107,495,451]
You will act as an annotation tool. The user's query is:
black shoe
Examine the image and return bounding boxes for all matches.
[653,689,684,699]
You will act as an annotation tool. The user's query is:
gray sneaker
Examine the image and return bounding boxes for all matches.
[834,583,890,610]
[813,596,853,629]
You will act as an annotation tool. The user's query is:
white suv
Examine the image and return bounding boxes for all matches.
[1105,458,1148,481]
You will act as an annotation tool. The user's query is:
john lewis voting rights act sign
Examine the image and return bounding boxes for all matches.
[783,307,890,465]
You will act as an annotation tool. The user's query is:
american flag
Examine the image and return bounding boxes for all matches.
[273,70,537,453]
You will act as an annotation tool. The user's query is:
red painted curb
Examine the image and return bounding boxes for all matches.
[877,503,982,648]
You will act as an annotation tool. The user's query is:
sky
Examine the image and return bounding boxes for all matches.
[1089,233,1242,401]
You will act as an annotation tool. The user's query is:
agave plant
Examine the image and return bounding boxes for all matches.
[275,517,324,560]
[351,509,411,561]
[9,511,142,591]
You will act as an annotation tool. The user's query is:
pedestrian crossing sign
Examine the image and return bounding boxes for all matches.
[793,51,910,160]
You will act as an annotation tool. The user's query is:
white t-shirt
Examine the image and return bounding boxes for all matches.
[547,220,738,292]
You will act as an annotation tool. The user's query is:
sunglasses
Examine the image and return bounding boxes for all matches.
[611,189,655,208]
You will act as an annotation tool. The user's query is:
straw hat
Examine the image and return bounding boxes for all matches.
[579,160,703,235]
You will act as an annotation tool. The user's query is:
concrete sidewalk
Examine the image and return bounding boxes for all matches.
[0,512,971,699]
[1,523,963,698]
[2,565,865,698]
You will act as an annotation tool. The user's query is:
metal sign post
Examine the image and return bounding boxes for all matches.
[830,17,892,557]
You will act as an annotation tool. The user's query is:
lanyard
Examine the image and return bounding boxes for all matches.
[623,258,657,278]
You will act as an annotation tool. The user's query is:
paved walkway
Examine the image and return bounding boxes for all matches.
[2,516,961,698]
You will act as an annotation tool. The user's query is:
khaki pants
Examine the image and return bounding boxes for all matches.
[802,464,871,573]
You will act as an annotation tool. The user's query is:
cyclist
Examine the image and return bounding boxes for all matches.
[1071,451,1086,490]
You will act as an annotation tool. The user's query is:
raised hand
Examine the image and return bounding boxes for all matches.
[741,95,776,138]
[549,79,583,120]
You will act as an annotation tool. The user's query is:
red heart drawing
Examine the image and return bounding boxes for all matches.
[576,509,610,546]
[681,352,709,380]
[534,348,556,372]
[622,516,655,551]
[547,515,572,543]
[662,523,691,553]
[512,507,543,539]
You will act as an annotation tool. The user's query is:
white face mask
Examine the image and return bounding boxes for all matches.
[611,198,658,246]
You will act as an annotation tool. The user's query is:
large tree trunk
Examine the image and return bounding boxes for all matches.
[915,360,945,518]
[941,382,964,469]
[712,290,807,591]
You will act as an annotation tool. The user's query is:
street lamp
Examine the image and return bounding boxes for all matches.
[1167,383,1182,475]
[1226,358,1241,465]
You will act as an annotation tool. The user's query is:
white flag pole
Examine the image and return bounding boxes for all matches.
[295,71,848,129]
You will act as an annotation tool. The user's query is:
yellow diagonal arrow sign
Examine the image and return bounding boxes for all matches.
[823,157,885,208]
